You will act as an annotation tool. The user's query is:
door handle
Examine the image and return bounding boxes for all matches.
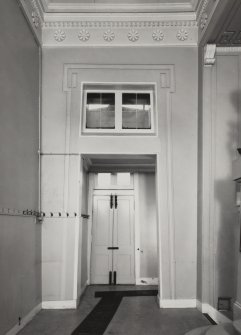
[107,247,119,250]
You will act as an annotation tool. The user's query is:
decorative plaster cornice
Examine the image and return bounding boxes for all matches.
[196,0,209,23]
[43,19,198,29]
[197,0,222,42]
[176,28,189,41]
[216,46,241,54]
[20,1,199,47]
[40,0,196,13]
[19,0,43,44]
[42,24,198,46]
[31,0,44,23]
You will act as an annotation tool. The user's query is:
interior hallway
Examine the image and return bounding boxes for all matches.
[18,286,211,335]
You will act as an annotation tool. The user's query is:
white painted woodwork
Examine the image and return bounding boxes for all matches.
[91,196,113,284]
[113,195,135,284]
[91,195,135,284]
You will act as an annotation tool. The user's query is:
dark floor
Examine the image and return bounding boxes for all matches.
[18,286,211,335]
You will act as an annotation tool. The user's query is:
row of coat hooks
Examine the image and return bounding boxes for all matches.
[0,208,90,219]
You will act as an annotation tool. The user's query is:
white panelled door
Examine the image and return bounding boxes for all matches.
[91,194,135,284]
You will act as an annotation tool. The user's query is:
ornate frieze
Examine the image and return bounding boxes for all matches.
[41,20,198,46]
[200,12,208,30]
[54,29,66,42]
[32,11,40,28]
[128,29,140,42]
[43,20,197,29]
[78,29,90,42]
[176,28,189,41]
[152,30,165,41]
[103,29,115,42]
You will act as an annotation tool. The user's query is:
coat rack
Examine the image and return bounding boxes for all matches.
[0,207,89,220]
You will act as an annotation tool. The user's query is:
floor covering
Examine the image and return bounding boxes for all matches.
[18,285,212,335]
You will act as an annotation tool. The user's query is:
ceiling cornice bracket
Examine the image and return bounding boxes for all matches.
[204,44,216,66]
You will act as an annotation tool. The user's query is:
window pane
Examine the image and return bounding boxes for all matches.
[122,93,151,129]
[86,93,115,129]
[117,173,131,186]
[97,173,111,186]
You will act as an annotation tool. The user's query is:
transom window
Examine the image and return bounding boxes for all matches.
[82,83,155,134]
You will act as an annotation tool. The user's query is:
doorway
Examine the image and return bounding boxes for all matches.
[80,154,158,289]
[91,191,135,285]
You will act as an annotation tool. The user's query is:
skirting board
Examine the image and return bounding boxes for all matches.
[136,277,158,285]
[197,301,232,324]
[5,303,42,335]
[157,295,197,308]
[233,301,241,320]
[77,281,88,307]
[42,300,77,309]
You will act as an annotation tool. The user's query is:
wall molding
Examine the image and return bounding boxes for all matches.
[41,0,196,13]
[158,297,197,308]
[42,300,77,309]
[5,303,42,335]
[216,47,241,54]
[43,19,197,29]
[63,64,175,92]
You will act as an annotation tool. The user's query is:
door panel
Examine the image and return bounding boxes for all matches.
[91,194,135,284]
[91,196,113,284]
[114,196,135,284]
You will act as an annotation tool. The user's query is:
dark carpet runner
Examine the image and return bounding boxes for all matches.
[71,289,158,335]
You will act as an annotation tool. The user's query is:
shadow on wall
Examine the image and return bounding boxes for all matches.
[215,90,240,312]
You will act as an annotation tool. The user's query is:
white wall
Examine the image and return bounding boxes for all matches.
[198,49,241,313]
[41,155,80,303]
[41,46,198,303]
[0,0,41,333]
[138,173,158,280]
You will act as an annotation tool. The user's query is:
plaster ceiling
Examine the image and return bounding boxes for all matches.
[41,0,201,13]
[212,0,241,46]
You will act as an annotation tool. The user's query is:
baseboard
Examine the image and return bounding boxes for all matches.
[233,301,241,320]
[136,277,158,285]
[77,281,88,307]
[158,298,197,308]
[197,300,232,324]
[5,303,42,335]
[42,300,77,309]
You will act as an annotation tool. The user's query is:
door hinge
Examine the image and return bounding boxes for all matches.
[115,195,118,209]
[110,194,113,209]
